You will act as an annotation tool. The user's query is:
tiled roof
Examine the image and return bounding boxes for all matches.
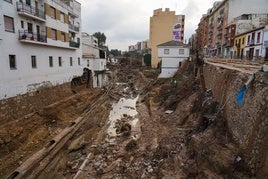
[157,40,188,47]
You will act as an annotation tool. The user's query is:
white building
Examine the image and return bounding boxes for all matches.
[262,25,268,61]
[0,0,82,99]
[157,40,189,78]
[244,26,265,60]
[227,0,268,24]
[82,32,107,88]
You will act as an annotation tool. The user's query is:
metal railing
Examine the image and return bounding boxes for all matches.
[16,2,45,20]
[69,41,80,48]
[18,30,47,43]
[68,24,79,32]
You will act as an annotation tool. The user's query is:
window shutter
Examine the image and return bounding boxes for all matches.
[56,9,60,20]
[64,14,69,24]
[66,33,69,42]
[45,3,50,16]
[46,27,52,38]
[4,16,14,32]
[56,30,61,40]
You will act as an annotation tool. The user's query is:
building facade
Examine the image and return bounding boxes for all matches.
[150,8,185,68]
[0,0,82,99]
[233,33,247,59]
[157,40,189,78]
[82,32,107,88]
[195,0,268,59]
[262,25,268,61]
[244,26,265,60]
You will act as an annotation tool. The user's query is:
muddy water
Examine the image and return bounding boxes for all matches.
[107,96,139,140]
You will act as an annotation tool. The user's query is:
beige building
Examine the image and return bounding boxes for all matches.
[150,8,185,68]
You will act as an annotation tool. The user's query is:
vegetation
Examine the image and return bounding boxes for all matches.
[93,32,106,48]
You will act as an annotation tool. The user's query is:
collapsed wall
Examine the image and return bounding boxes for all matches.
[203,63,268,177]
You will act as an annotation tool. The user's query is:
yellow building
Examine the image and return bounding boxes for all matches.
[234,33,247,59]
[150,8,185,68]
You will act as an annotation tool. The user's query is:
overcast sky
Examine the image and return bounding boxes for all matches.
[78,0,218,51]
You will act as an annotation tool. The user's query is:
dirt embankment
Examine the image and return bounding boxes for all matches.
[0,87,104,178]
[1,61,266,178]
[40,62,254,178]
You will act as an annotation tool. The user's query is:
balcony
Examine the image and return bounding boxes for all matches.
[18,30,47,43]
[69,24,80,32]
[69,41,80,48]
[16,2,45,22]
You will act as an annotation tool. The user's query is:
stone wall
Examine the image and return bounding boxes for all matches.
[0,83,74,125]
[203,63,268,177]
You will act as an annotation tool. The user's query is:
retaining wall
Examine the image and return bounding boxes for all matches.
[204,63,268,177]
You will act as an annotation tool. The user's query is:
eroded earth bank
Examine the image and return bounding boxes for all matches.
[1,60,267,178]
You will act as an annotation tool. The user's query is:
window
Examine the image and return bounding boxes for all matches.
[58,57,62,67]
[26,0,31,5]
[27,23,33,34]
[179,49,185,55]
[256,49,260,57]
[257,32,261,43]
[242,37,245,45]
[4,15,15,32]
[21,21,24,28]
[52,29,57,40]
[49,56,53,67]
[9,55,16,69]
[60,12,64,22]
[31,56,37,68]
[61,32,65,42]
[78,57,81,65]
[70,57,73,66]
[87,60,89,67]
[50,7,56,19]
[164,49,169,54]
[247,36,250,45]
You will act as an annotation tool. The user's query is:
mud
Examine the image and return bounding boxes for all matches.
[0,61,266,178]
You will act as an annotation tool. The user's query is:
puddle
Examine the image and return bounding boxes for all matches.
[107,96,139,139]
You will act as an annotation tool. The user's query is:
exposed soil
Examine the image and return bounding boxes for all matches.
[1,62,255,178]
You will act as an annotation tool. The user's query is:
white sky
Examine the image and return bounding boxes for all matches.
[78,0,218,51]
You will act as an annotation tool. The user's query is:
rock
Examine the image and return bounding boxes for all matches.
[147,165,153,173]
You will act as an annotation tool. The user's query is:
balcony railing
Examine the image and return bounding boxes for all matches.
[69,24,80,32]
[17,2,45,20]
[19,30,47,43]
[69,41,80,48]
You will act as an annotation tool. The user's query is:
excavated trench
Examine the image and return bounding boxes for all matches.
[0,61,267,178]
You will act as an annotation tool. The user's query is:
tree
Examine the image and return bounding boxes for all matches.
[110,49,121,56]
[93,32,106,48]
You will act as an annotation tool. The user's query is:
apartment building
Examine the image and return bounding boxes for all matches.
[263,25,268,61]
[244,26,265,60]
[0,0,82,99]
[233,33,247,59]
[150,8,185,68]
[197,14,209,55]
[195,0,268,58]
